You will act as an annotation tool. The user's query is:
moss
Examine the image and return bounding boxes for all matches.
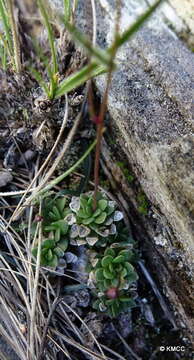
[116,161,134,183]
[137,192,149,215]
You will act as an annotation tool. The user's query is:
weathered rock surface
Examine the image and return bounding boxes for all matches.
[93,0,194,339]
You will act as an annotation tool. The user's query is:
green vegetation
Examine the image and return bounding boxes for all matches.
[0,0,163,99]
[31,190,138,317]
[116,161,134,183]
[32,197,70,266]
[137,191,149,215]
[92,246,138,317]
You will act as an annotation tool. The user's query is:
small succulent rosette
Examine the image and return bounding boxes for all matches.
[68,192,124,246]
[90,246,138,317]
[32,196,72,268]
[32,237,69,267]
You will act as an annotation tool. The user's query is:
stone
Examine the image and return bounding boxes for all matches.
[0,171,13,188]
[92,0,194,340]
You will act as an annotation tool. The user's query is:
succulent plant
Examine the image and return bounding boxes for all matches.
[41,196,71,242]
[32,196,70,267]
[90,247,138,317]
[32,238,68,267]
[69,192,124,246]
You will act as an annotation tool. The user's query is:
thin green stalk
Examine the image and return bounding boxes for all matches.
[37,0,58,74]
[0,37,7,70]
[37,0,58,98]
[93,0,121,210]
[109,0,163,52]
[0,0,12,57]
[64,0,71,23]
[7,0,21,72]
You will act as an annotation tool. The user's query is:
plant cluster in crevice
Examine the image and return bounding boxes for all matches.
[91,246,138,317]
[32,191,138,317]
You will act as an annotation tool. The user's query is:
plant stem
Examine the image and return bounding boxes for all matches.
[7,0,21,72]
[92,0,121,210]
[0,0,12,58]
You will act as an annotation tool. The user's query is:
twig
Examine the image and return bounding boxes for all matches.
[138,260,177,329]
[38,297,63,360]
[93,0,121,209]
[113,326,142,360]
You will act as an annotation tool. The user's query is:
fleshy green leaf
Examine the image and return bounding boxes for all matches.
[56,197,66,214]
[112,255,125,264]
[85,206,92,217]
[127,271,139,283]
[95,268,104,281]
[111,278,119,287]
[95,212,107,224]
[77,210,89,219]
[54,227,61,242]
[80,196,88,209]
[124,262,135,273]
[104,279,112,288]
[108,263,113,273]
[103,269,114,280]
[52,206,61,220]
[54,247,64,257]
[82,217,94,225]
[42,239,55,249]
[93,208,101,218]
[47,254,58,267]
[118,249,132,260]
[47,249,53,261]
[121,267,128,278]
[106,206,115,216]
[58,239,68,251]
[101,255,113,267]
[104,248,115,257]
[98,199,108,211]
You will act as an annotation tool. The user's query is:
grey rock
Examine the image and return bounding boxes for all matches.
[118,312,133,338]
[75,289,90,307]
[93,0,194,338]
[0,171,13,188]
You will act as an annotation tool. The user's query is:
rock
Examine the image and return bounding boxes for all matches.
[75,289,90,307]
[92,0,194,341]
[0,171,13,188]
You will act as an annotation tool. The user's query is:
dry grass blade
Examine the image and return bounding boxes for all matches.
[50,329,107,360]
[29,205,42,359]
[57,300,106,359]
[113,326,142,360]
